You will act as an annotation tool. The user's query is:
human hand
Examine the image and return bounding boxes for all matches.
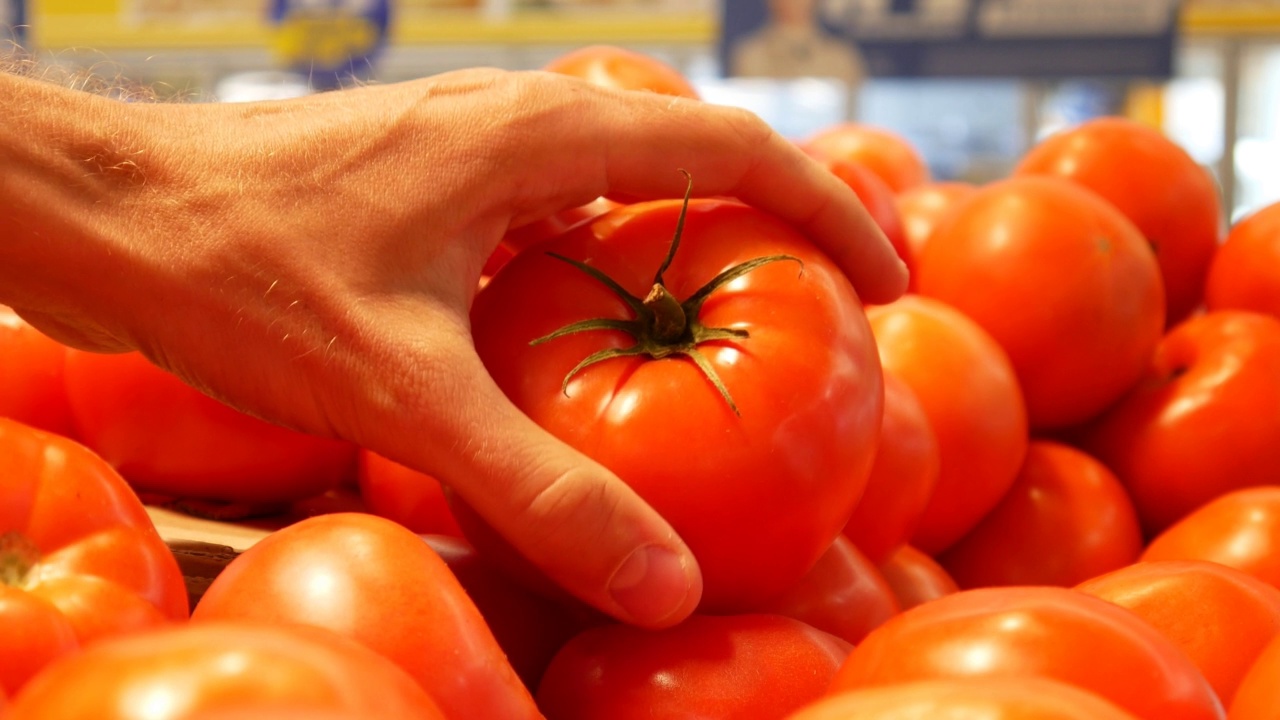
[1,68,906,627]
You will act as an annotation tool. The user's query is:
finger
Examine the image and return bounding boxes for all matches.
[358,316,703,629]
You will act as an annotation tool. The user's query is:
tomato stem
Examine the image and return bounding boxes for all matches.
[0,531,40,587]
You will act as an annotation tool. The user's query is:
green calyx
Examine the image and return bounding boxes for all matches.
[530,170,802,416]
[0,531,40,587]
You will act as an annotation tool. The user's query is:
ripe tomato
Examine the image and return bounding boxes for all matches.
[1230,633,1280,719]
[843,372,940,565]
[497,197,623,273]
[356,450,463,537]
[5,622,445,720]
[537,614,850,720]
[917,177,1165,429]
[867,296,1028,555]
[0,419,187,696]
[831,586,1224,720]
[763,535,899,646]
[808,155,911,283]
[191,513,539,720]
[1206,201,1280,318]
[470,199,884,611]
[895,181,978,262]
[790,677,1139,720]
[938,441,1142,589]
[1143,487,1280,589]
[1014,117,1223,325]
[1082,312,1280,534]
[878,545,958,610]
[0,306,74,437]
[543,45,700,99]
[63,350,357,505]
[802,124,930,193]
[1078,560,1280,705]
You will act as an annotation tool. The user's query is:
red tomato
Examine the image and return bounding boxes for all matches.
[1015,117,1223,325]
[356,450,463,537]
[938,441,1143,589]
[762,535,899,646]
[537,614,850,720]
[1078,560,1280,705]
[895,181,978,262]
[878,545,958,610]
[809,155,912,282]
[191,513,539,720]
[802,124,930,193]
[917,177,1165,429]
[498,197,623,270]
[63,350,357,505]
[5,622,445,720]
[868,296,1028,555]
[543,45,700,99]
[0,419,187,695]
[1230,633,1280,719]
[831,586,1224,720]
[789,677,1139,720]
[1143,487,1280,589]
[843,372,940,565]
[0,306,74,436]
[1082,312,1280,534]
[1206,201,1280,318]
[184,709,402,720]
[470,199,884,611]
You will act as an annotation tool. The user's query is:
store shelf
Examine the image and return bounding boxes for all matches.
[1183,3,1280,37]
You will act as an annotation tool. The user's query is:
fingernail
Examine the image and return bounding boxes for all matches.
[608,544,696,627]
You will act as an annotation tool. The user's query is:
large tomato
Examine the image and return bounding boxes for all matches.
[0,418,188,696]
[63,350,357,506]
[5,622,445,720]
[1078,560,1280,706]
[917,176,1165,429]
[356,450,463,537]
[1143,487,1280,589]
[867,296,1028,555]
[191,513,540,720]
[789,678,1139,720]
[1230,633,1280,719]
[831,586,1224,720]
[842,372,940,565]
[1014,117,1223,325]
[802,124,930,193]
[894,181,978,262]
[470,198,884,611]
[0,306,74,437]
[1082,312,1280,534]
[1206,200,1280,318]
[537,614,851,720]
[877,545,958,611]
[543,45,700,99]
[938,441,1142,589]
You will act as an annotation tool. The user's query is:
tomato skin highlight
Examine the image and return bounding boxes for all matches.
[1206,200,1280,320]
[789,677,1140,720]
[1143,486,1280,591]
[471,199,884,612]
[878,545,958,611]
[802,124,930,193]
[894,181,978,263]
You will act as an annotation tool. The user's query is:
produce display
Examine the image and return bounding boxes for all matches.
[7,44,1280,720]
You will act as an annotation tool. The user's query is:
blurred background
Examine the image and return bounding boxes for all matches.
[4,0,1278,220]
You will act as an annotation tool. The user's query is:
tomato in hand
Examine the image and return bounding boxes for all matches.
[191,513,539,720]
[63,349,357,506]
[878,545,958,611]
[789,677,1139,720]
[0,306,74,437]
[1078,560,1280,705]
[1206,200,1280,319]
[356,450,463,537]
[537,614,850,720]
[831,586,1224,720]
[802,124,930,193]
[6,622,445,720]
[938,441,1142,589]
[917,176,1165,429]
[1014,117,1222,325]
[842,372,940,565]
[543,45,700,99]
[1082,312,1280,534]
[868,296,1028,555]
[895,181,978,262]
[0,418,188,696]
[1143,487,1280,589]
[470,198,884,612]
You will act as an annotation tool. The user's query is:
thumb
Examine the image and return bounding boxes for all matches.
[368,322,703,629]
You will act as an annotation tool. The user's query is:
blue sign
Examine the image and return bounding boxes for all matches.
[4,0,24,46]
[721,0,1180,80]
[269,0,391,90]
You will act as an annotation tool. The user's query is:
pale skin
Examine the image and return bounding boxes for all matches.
[0,64,907,628]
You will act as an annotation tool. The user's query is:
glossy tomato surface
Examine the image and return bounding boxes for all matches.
[789,677,1139,720]
[356,450,463,537]
[763,535,899,646]
[894,181,978,262]
[0,306,74,437]
[878,545,958,611]
[1230,633,1280,719]
[1206,200,1280,319]
[802,124,930,193]
[1143,487,1280,589]
[810,155,911,282]
[471,199,884,611]
[543,45,699,98]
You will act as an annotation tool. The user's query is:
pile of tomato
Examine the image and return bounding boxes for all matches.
[4,45,1280,720]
